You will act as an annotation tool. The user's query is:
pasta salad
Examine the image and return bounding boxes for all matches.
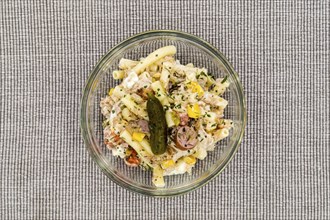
[100,46,232,187]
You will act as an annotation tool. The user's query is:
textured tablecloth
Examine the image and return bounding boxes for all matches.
[1,0,329,219]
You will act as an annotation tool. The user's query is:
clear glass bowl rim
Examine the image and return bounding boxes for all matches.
[80,30,247,197]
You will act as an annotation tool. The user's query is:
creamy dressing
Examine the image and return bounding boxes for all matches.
[112,145,126,158]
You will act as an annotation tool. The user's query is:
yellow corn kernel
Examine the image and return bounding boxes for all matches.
[132,132,146,142]
[161,159,175,169]
[108,88,114,96]
[152,72,161,79]
[125,148,133,156]
[172,112,180,126]
[183,156,197,165]
[187,103,201,118]
[187,81,204,97]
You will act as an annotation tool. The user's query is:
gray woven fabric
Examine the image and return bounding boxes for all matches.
[1,0,329,219]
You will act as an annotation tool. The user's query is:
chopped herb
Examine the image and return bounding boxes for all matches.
[209,84,216,91]
[144,85,148,88]
[211,123,217,127]
[169,67,172,69]
[176,104,181,108]
[157,88,160,91]
[200,138,204,142]
[206,114,211,118]
[221,75,228,84]
[155,54,158,57]
[202,123,207,126]
[168,75,170,78]
[157,94,161,97]
[112,110,115,113]
[124,95,126,97]
[208,73,216,80]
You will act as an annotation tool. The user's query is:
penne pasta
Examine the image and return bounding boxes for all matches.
[112,70,125,79]
[132,45,177,74]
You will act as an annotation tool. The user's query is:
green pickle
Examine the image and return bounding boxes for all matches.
[147,93,168,155]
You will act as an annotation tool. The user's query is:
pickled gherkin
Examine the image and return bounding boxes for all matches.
[147,93,168,155]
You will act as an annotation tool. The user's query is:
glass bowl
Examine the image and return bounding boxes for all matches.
[80,30,246,197]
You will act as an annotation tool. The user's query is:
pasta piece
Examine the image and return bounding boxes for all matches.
[193,147,207,160]
[121,108,137,121]
[160,62,172,89]
[140,139,154,155]
[219,119,233,129]
[112,70,125,79]
[132,46,177,74]
[121,94,148,120]
[213,128,230,141]
[210,79,230,95]
[152,165,165,187]
[151,81,170,106]
[165,110,175,127]
[112,86,126,99]
[119,58,139,70]
[148,63,158,72]
[203,112,218,131]
[130,93,144,103]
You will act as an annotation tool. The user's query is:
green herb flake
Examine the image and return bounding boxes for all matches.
[221,75,228,84]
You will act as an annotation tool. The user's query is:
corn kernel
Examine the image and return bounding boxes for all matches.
[152,72,161,79]
[108,88,114,96]
[187,103,201,118]
[132,132,146,142]
[161,159,175,169]
[125,148,133,156]
[172,112,180,126]
[183,156,197,165]
[187,81,204,97]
